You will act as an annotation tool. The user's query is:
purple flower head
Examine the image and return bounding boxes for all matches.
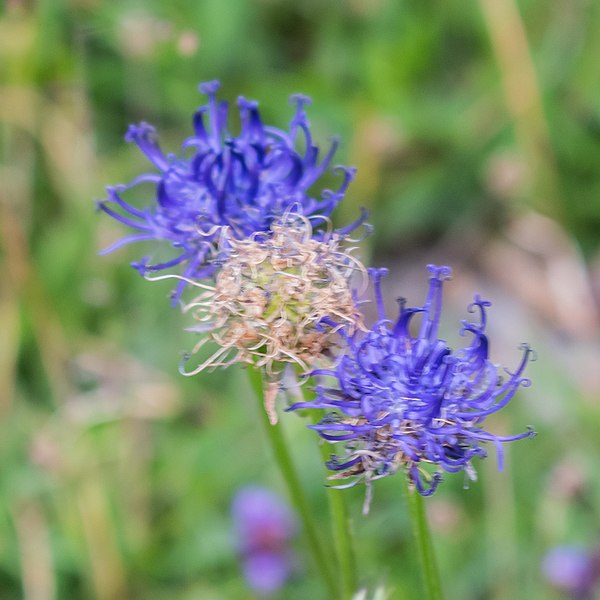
[98,80,362,302]
[289,265,535,510]
[232,486,297,596]
[542,545,600,599]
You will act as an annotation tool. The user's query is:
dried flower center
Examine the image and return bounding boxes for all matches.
[181,215,366,375]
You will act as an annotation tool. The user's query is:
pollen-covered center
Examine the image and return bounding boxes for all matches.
[182,215,365,374]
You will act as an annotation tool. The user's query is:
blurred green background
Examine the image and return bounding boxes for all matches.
[2,0,600,598]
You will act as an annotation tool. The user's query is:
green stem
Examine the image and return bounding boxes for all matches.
[247,368,338,598]
[312,414,357,599]
[327,482,356,598]
[404,477,444,600]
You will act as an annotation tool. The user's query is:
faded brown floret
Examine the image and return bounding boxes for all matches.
[327,415,452,514]
[328,419,407,478]
[179,213,366,376]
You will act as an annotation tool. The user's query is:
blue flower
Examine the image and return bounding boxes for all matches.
[289,265,535,505]
[98,80,361,301]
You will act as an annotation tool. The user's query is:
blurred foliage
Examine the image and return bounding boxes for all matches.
[2,0,600,598]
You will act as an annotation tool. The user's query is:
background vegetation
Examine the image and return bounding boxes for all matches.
[2,0,600,598]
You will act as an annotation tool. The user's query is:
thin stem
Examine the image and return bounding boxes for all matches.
[327,481,357,598]
[312,413,357,599]
[247,368,338,598]
[404,477,444,600]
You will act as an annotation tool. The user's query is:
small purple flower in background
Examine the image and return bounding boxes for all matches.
[542,545,600,599]
[98,80,361,302]
[290,265,535,511]
[232,486,297,597]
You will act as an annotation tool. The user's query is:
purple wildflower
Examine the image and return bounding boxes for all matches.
[232,486,297,597]
[542,546,600,599]
[289,265,535,508]
[98,80,361,301]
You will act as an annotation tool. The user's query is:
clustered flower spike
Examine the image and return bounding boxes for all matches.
[289,265,535,511]
[98,80,362,301]
[171,211,366,378]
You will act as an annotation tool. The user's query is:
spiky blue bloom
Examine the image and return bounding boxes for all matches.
[289,265,535,499]
[98,80,361,301]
